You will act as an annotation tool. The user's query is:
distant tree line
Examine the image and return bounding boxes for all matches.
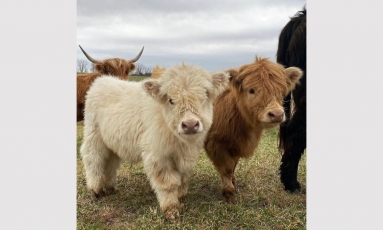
[131,63,152,76]
[77,59,152,76]
[77,59,91,73]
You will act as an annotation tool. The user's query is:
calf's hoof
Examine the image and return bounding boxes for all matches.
[222,191,237,204]
[93,190,107,199]
[163,203,183,221]
[105,187,117,195]
[92,187,117,199]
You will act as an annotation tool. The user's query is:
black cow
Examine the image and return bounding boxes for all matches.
[276,6,307,192]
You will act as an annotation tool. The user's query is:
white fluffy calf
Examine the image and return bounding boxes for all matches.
[80,63,230,220]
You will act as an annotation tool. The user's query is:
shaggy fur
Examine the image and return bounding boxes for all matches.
[204,57,302,203]
[277,7,307,192]
[80,63,230,220]
[151,65,166,79]
[76,46,144,122]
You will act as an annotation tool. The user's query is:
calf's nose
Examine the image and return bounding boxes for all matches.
[182,120,200,134]
[268,109,284,122]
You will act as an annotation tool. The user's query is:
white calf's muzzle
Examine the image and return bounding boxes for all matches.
[178,118,203,134]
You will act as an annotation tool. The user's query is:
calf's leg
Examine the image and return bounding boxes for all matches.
[143,156,182,221]
[81,132,112,198]
[178,165,195,201]
[103,153,122,195]
[208,150,239,204]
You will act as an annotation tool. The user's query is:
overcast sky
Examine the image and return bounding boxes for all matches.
[77,0,306,72]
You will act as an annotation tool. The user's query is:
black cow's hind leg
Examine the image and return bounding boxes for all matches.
[280,147,304,192]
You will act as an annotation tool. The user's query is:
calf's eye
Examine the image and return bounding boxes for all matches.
[169,98,174,105]
[249,89,255,94]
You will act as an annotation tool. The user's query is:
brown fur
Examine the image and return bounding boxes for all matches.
[151,65,166,79]
[94,59,136,78]
[77,58,137,122]
[204,56,302,203]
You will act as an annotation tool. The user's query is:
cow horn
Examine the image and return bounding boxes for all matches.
[128,46,144,63]
[79,45,101,64]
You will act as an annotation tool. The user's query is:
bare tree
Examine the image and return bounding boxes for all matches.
[132,63,142,76]
[77,59,89,73]
[143,66,152,76]
[132,63,152,76]
[90,62,95,72]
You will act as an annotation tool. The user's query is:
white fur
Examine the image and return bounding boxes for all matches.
[80,63,230,220]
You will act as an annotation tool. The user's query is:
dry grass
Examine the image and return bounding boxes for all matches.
[76,124,306,229]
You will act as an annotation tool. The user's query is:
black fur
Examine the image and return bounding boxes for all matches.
[277,6,306,192]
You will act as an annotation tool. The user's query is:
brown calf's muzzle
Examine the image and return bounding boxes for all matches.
[267,108,285,123]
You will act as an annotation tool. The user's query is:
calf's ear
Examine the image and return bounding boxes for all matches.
[285,67,303,91]
[226,69,239,83]
[211,71,230,98]
[130,63,136,71]
[143,80,161,98]
[94,63,104,74]
[226,68,243,91]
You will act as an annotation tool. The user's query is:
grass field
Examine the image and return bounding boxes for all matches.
[77,123,306,229]
[129,75,150,82]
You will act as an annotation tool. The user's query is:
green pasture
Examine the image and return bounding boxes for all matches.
[129,75,149,82]
[77,123,306,229]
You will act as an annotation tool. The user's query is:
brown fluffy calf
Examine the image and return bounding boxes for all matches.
[76,45,144,122]
[204,57,302,203]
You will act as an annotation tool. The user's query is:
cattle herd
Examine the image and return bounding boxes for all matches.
[77,7,307,221]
